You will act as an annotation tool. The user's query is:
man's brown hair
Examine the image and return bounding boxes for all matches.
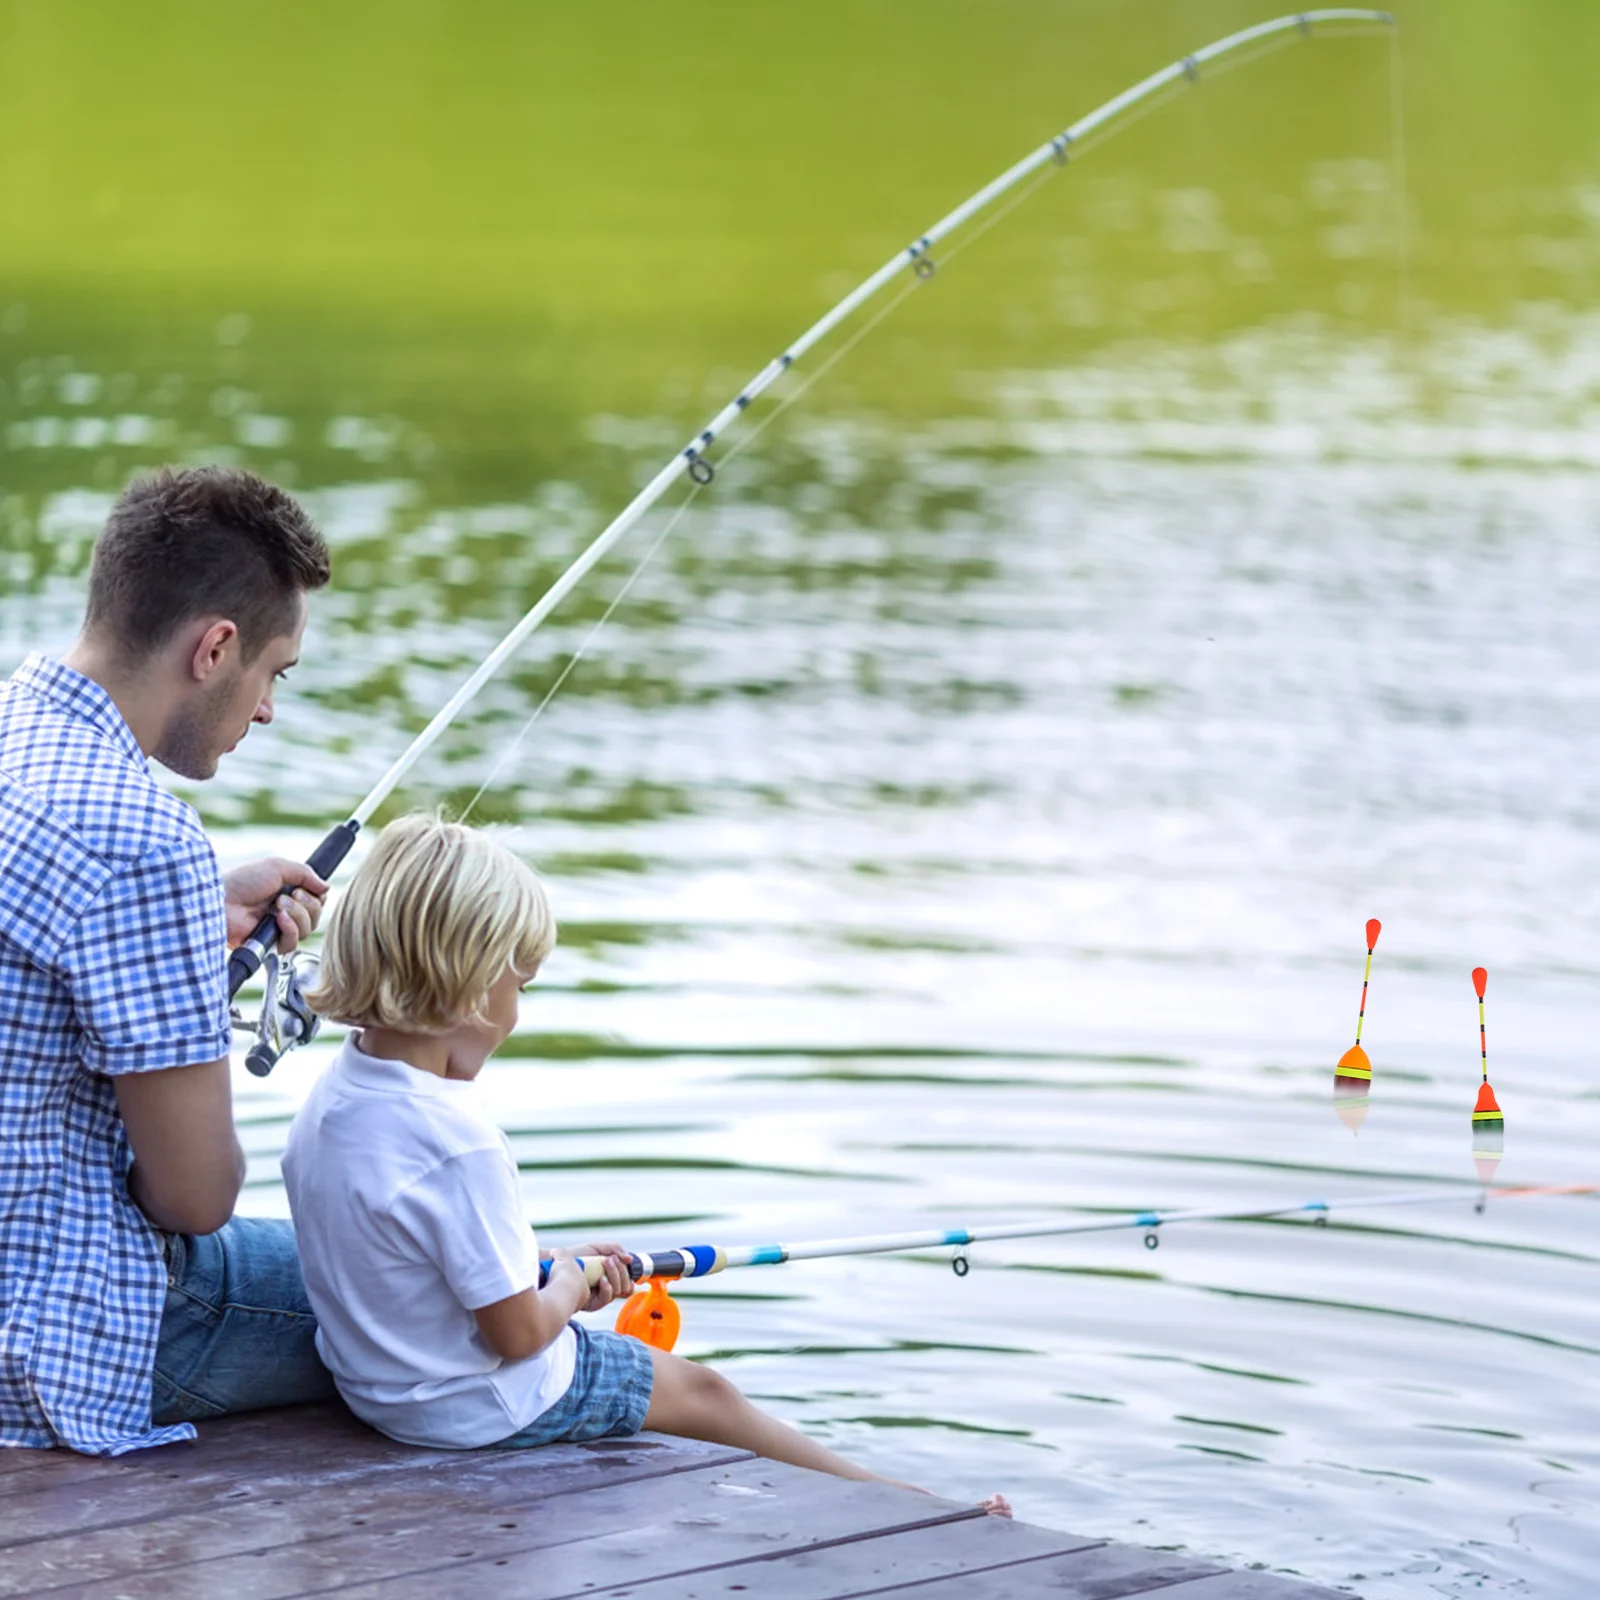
[85,467,330,663]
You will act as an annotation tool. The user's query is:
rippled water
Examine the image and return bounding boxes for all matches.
[5,4,1600,1593]
[10,312,1600,1593]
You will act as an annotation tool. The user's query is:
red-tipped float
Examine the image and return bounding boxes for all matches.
[1470,968,1504,1183]
[1333,919,1381,1132]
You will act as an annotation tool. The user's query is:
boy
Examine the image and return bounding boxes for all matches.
[282,815,917,1481]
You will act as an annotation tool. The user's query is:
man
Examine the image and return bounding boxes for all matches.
[0,466,337,1454]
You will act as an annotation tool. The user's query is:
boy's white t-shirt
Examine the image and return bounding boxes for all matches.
[281,1035,576,1448]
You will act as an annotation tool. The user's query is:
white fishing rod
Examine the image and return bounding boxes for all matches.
[544,1182,1596,1288]
[231,8,1397,1065]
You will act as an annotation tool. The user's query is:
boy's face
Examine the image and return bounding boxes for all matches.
[482,961,538,1051]
[439,960,540,1080]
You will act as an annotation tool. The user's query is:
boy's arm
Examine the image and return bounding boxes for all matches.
[473,1248,629,1361]
[394,1154,631,1361]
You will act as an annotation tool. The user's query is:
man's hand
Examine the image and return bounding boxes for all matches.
[222,858,329,952]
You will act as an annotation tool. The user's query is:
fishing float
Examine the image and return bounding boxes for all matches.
[1470,966,1505,1184]
[1332,918,1381,1132]
[228,8,1398,1071]
[540,1181,1597,1349]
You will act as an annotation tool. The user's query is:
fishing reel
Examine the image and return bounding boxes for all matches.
[233,951,322,1078]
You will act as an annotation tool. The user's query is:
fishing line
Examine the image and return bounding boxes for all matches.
[715,277,922,471]
[455,485,704,825]
[468,167,1060,809]
[496,6,1393,791]
[227,9,1400,1051]
[456,278,926,816]
[455,25,1379,817]
[1387,24,1414,338]
[1057,25,1350,167]
[716,166,1053,469]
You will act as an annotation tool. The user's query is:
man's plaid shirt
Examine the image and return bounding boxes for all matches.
[0,654,232,1454]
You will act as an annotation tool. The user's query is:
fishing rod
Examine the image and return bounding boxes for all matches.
[229,8,1397,1071]
[542,1183,1597,1291]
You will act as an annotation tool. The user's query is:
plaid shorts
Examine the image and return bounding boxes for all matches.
[491,1323,655,1449]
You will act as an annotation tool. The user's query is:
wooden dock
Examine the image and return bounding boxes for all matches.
[0,1404,1354,1598]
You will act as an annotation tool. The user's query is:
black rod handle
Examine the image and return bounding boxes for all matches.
[226,820,360,998]
[537,1251,686,1287]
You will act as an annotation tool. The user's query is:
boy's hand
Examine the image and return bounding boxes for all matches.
[556,1242,633,1313]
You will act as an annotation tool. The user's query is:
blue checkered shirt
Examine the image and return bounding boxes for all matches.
[0,654,231,1454]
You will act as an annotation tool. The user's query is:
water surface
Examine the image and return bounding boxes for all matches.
[3,5,1598,1593]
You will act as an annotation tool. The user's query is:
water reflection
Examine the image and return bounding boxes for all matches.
[1470,1117,1504,1187]
[1332,1075,1371,1136]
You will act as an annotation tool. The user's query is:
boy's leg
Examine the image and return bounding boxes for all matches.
[641,1348,896,1485]
[151,1216,338,1425]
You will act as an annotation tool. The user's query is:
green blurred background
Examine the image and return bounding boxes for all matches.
[2,0,1595,509]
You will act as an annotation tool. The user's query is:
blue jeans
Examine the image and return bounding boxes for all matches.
[151,1216,337,1424]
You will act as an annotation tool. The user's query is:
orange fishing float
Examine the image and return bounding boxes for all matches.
[1470,967,1504,1184]
[1332,918,1381,1133]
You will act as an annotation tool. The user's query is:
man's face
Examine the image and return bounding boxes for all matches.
[157,594,308,780]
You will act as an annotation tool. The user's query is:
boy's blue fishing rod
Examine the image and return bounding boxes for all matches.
[229,8,1397,1063]
[543,1183,1596,1288]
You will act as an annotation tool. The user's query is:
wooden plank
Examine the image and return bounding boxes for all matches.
[564,1514,1107,1599]
[3,1434,748,1595]
[841,1540,1229,1598]
[28,1458,979,1600]
[0,1406,408,1503]
[0,1411,744,1558]
[0,1428,446,1545]
[1152,1573,1354,1600]
[0,1450,80,1483]
[0,1406,1355,1600]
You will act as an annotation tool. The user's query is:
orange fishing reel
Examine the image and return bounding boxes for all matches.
[615,1277,680,1351]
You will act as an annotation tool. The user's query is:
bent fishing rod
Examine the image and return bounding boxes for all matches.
[540,1183,1597,1289]
[230,8,1396,1073]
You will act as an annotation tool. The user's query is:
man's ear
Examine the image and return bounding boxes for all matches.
[188,619,240,684]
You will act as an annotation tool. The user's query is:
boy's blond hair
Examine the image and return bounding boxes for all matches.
[306,814,556,1033]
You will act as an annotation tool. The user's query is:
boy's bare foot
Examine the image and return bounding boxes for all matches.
[979,1493,1013,1518]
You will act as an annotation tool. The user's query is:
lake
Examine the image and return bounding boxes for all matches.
[2,3,1597,1593]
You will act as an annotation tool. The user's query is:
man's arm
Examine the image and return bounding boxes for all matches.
[56,834,245,1234]
[114,1058,245,1236]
